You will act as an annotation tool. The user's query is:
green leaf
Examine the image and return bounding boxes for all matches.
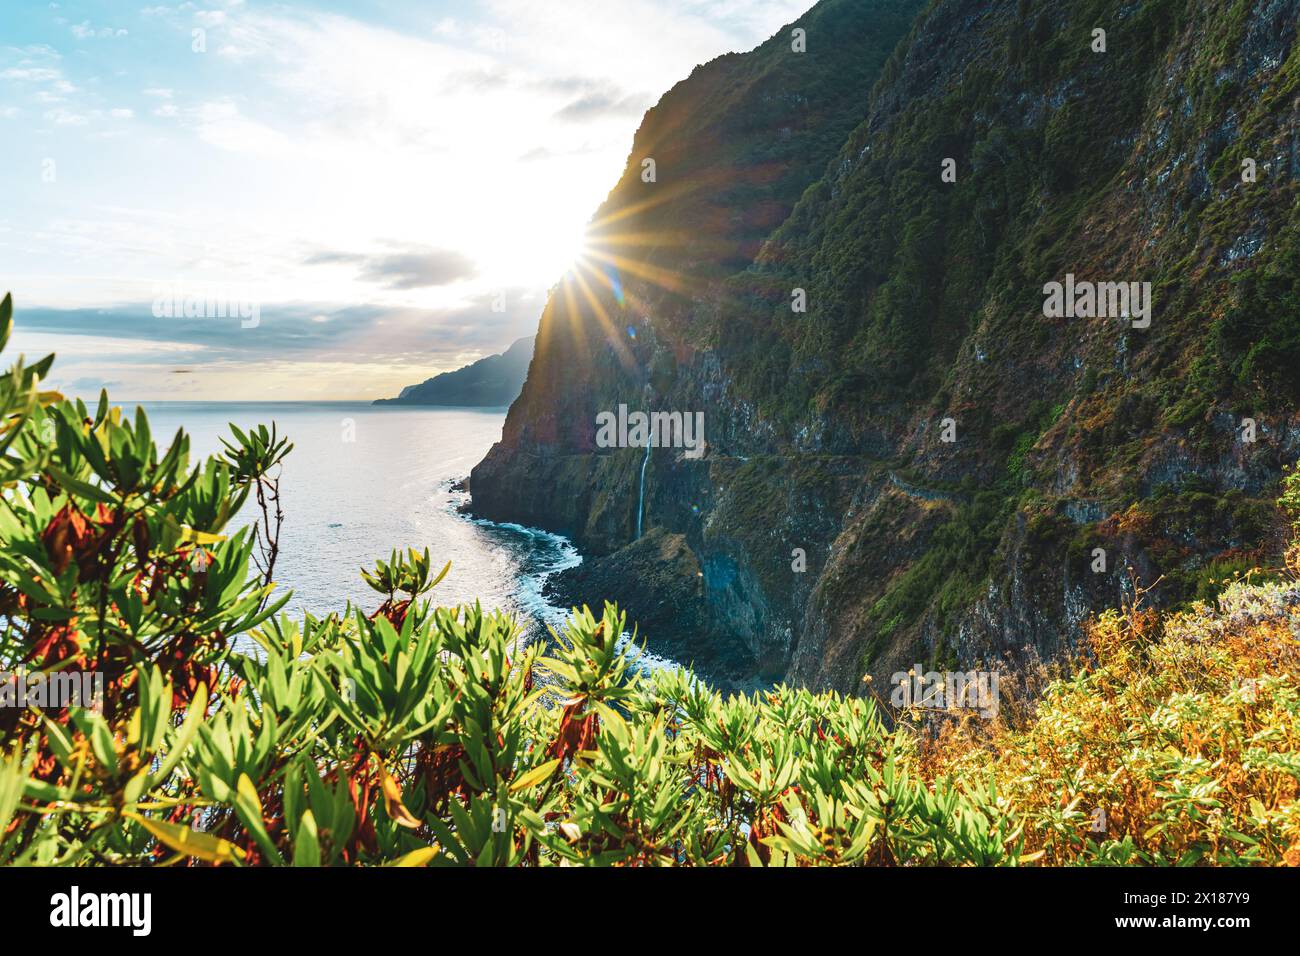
[510,758,560,792]
[387,847,437,867]
[0,292,12,353]
[146,684,207,789]
[233,773,282,864]
[127,812,245,865]
[292,810,321,867]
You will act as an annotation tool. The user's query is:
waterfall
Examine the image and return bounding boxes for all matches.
[635,438,652,539]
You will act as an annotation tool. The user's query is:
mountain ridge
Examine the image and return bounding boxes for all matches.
[376,335,534,407]
[471,0,1300,693]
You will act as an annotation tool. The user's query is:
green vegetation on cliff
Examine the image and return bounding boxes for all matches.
[472,0,1300,694]
[375,336,534,407]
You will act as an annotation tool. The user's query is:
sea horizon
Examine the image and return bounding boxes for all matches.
[112,398,512,409]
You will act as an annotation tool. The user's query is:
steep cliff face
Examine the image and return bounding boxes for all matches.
[376,336,534,406]
[472,0,1300,692]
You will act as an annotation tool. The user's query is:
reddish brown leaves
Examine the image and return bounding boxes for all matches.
[546,698,599,765]
[369,598,411,631]
[42,502,116,581]
[417,742,468,811]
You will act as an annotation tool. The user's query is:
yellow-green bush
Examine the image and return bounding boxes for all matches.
[929,582,1300,865]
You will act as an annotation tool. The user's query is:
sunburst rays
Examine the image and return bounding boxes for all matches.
[544,180,709,371]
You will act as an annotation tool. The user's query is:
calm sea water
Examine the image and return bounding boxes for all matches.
[127,402,582,647]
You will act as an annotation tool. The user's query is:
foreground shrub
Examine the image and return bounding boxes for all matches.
[928,580,1300,865]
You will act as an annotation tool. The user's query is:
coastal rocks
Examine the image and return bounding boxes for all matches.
[541,529,734,680]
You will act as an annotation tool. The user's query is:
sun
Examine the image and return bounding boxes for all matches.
[480,215,592,295]
[554,222,593,280]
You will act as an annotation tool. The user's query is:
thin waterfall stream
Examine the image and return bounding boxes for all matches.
[636,438,651,539]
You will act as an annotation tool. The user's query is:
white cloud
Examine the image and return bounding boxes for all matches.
[1,48,80,107]
[191,97,291,155]
[11,44,62,57]
[71,21,129,40]
[44,106,88,125]
[0,67,63,82]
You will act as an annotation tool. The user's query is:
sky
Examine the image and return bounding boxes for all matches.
[0,0,810,400]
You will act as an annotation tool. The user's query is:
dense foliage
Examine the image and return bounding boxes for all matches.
[1,295,1295,866]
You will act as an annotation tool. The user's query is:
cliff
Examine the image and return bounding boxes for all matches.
[472,0,1300,692]
[376,336,534,406]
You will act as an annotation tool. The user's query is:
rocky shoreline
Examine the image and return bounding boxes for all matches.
[540,528,763,692]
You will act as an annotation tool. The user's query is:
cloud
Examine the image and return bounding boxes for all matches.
[304,246,479,290]
[41,105,135,126]
[64,376,124,391]
[0,67,63,83]
[164,97,292,156]
[17,292,541,362]
[43,106,87,125]
[12,290,548,399]
[440,67,514,94]
[5,44,62,59]
[1,63,76,101]
[553,87,648,122]
[70,22,129,40]
[1,46,83,116]
[517,142,602,163]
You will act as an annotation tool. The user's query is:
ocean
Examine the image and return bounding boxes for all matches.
[127,401,582,648]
